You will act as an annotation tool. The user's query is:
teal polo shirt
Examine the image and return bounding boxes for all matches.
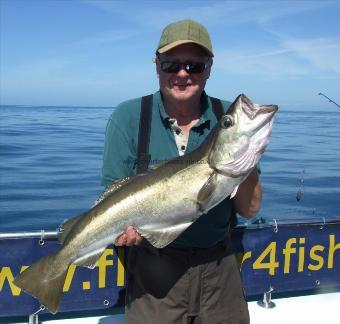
[102,90,233,248]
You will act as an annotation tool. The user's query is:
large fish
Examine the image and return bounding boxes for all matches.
[13,94,278,313]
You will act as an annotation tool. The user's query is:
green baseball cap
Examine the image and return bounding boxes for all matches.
[156,19,213,57]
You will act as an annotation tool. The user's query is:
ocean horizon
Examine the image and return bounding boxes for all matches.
[0,103,339,232]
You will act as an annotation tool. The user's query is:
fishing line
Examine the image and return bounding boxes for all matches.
[318,92,340,110]
[296,169,305,202]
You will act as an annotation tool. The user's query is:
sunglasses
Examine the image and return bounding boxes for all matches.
[159,59,210,74]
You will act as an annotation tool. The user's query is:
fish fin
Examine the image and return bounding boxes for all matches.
[196,172,218,212]
[230,185,239,199]
[92,176,135,207]
[148,160,167,170]
[59,176,137,244]
[137,229,164,248]
[13,252,68,314]
[73,247,106,269]
[136,222,193,249]
[58,214,84,244]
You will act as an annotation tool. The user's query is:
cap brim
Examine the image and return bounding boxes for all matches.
[157,40,214,57]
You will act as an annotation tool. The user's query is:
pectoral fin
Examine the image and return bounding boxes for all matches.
[230,185,239,198]
[196,172,218,213]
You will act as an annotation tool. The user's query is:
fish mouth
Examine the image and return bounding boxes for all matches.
[253,105,277,134]
[241,94,278,119]
[237,94,278,136]
[227,94,278,134]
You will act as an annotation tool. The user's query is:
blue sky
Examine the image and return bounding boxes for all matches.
[1,0,339,109]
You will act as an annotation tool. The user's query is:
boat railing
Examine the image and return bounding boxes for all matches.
[0,217,339,322]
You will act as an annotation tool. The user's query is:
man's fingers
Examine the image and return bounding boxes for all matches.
[135,234,143,245]
[129,227,143,245]
[125,226,142,246]
[115,226,143,246]
[125,226,136,236]
[115,233,128,246]
[125,226,135,246]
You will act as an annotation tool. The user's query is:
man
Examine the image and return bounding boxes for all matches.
[102,19,261,324]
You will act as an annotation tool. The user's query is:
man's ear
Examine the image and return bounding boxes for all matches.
[206,59,213,79]
[154,57,160,78]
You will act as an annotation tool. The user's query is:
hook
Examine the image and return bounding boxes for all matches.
[319,217,326,229]
[273,219,278,233]
[39,230,45,246]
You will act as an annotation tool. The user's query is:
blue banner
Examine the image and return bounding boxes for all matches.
[0,238,125,317]
[232,220,340,296]
[0,220,339,317]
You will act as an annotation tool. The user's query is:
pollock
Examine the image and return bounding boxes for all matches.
[14,94,278,313]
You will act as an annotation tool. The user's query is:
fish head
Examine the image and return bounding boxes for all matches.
[209,94,278,177]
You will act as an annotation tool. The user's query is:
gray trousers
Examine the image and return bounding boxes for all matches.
[125,241,249,324]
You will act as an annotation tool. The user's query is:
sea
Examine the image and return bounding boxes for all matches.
[0,104,340,233]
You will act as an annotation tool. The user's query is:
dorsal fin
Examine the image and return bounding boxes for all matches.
[148,160,168,171]
[58,214,84,244]
[58,176,136,244]
[92,176,134,207]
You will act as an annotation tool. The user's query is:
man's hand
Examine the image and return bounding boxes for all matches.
[233,168,262,218]
[115,226,143,246]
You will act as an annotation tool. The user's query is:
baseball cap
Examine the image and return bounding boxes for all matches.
[156,19,213,57]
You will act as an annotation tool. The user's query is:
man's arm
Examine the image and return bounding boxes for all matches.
[101,107,144,246]
[102,109,138,187]
[233,168,263,218]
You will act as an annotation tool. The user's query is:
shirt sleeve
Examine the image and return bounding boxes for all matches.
[101,111,137,187]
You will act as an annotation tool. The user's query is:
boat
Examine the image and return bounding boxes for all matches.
[0,217,339,323]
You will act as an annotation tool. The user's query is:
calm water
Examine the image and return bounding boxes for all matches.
[0,104,339,232]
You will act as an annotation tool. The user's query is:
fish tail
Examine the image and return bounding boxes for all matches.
[13,252,69,314]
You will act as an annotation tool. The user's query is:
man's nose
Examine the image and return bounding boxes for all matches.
[177,66,190,77]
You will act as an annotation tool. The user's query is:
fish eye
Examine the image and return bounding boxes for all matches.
[221,115,233,128]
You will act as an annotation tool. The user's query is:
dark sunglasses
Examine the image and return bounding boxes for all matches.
[159,60,210,74]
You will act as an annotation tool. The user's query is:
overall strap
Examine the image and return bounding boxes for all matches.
[137,95,224,173]
[210,96,224,121]
[136,94,153,174]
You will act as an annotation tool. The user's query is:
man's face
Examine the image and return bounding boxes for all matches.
[156,44,212,104]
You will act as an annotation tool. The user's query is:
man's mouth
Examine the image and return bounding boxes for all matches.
[173,83,191,89]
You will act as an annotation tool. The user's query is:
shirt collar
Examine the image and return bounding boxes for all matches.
[156,90,212,130]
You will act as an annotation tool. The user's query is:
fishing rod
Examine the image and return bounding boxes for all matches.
[318,92,340,109]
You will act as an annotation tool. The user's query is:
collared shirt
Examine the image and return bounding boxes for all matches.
[101,90,233,247]
[168,118,188,156]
